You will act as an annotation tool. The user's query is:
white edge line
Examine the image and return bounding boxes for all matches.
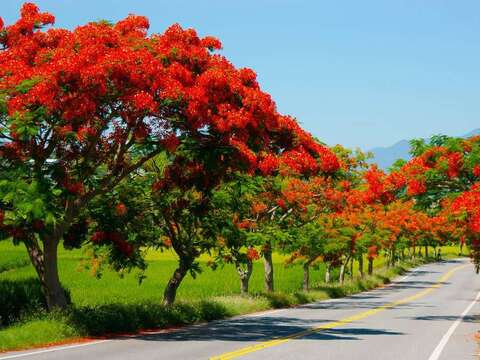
[428,290,480,360]
[0,340,111,360]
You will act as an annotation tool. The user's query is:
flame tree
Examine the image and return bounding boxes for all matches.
[0,3,339,308]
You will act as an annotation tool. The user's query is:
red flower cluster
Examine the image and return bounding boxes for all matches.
[1,2,340,204]
[473,165,480,177]
[367,245,378,260]
[362,166,397,204]
[406,179,426,196]
[63,181,85,195]
[451,184,480,234]
[281,178,314,209]
[77,126,96,142]
[115,203,128,217]
[246,247,260,261]
[258,154,280,175]
[251,202,268,215]
[446,152,463,178]
[91,230,134,257]
[162,134,181,153]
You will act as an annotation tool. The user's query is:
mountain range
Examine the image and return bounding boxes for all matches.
[368,128,480,170]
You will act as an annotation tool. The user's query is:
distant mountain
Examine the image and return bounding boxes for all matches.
[463,128,480,138]
[369,128,480,170]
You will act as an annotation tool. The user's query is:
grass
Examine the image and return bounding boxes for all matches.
[0,242,30,274]
[0,243,334,305]
[0,241,464,352]
[0,317,79,351]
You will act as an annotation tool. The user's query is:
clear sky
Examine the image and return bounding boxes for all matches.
[3,1,480,149]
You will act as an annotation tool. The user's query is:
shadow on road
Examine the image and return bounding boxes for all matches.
[409,314,480,323]
[129,315,404,343]
[303,260,466,310]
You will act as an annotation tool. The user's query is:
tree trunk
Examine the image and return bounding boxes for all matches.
[42,237,68,310]
[163,260,190,306]
[390,247,396,267]
[325,264,331,283]
[237,260,253,295]
[263,244,274,292]
[359,256,364,278]
[368,258,373,275]
[425,244,429,258]
[303,262,310,291]
[339,262,346,285]
[25,239,47,299]
[350,257,354,280]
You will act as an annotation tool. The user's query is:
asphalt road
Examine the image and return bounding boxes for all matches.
[1,258,480,360]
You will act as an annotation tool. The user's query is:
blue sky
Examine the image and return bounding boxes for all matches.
[3,1,480,149]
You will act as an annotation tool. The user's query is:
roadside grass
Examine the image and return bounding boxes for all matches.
[0,242,464,352]
[0,242,30,274]
[0,317,79,352]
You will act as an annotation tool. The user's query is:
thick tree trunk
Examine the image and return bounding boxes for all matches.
[303,262,310,291]
[263,244,274,292]
[359,256,364,278]
[325,264,331,283]
[42,237,68,310]
[163,261,189,306]
[368,258,374,275]
[237,260,253,295]
[25,239,47,297]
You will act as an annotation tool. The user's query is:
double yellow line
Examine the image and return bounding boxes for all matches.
[210,264,467,360]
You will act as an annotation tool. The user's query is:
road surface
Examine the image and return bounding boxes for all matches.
[1,258,479,360]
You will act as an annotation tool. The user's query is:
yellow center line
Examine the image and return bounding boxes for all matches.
[210,264,468,360]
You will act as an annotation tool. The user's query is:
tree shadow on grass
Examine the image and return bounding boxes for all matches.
[68,300,232,336]
[0,278,46,327]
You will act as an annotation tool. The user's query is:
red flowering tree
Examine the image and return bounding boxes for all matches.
[389,135,480,267]
[125,19,337,304]
[276,148,369,288]
[0,4,188,308]
[448,184,480,271]
[151,134,338,304]
[0,3,339,308]
[395,135,480,210]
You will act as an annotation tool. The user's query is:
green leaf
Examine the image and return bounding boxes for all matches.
[15,77,42,94]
